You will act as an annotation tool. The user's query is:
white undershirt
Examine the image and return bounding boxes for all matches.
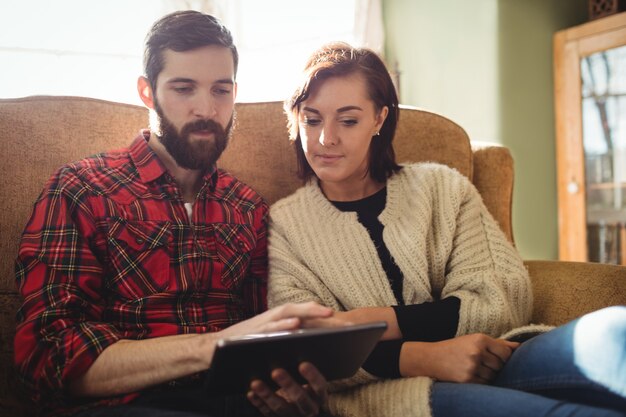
[184,202,193,221]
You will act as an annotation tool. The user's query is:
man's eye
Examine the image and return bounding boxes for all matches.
[214,88,231,95]
[174,87,192,94]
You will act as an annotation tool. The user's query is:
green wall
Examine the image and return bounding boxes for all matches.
[383,0,587,260]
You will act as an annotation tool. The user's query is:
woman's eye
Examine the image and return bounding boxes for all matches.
[303,117,321,126]
[341,119,358,126]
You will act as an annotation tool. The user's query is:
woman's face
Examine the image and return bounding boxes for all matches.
[298,73,388,199]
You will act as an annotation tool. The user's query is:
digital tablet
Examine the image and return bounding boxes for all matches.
[205,321,387,395]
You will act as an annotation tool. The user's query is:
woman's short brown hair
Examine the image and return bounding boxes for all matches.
[285,42,401,182]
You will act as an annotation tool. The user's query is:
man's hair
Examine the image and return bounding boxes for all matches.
[285,42,401,183]
[143,10,239,92]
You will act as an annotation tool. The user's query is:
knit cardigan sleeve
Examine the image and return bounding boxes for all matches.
[269,215,434,416]
[432,167,533,338]
[268,214,345,310]
[267,218,381,401]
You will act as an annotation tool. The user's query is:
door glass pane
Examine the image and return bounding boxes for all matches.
[582,45,626,264]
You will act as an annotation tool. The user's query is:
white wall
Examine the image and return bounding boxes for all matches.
[384,0,499,143]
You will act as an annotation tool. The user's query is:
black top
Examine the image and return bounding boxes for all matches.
[331,188,404,303]
[330,187,460,378]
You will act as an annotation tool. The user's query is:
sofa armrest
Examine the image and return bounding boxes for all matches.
[525,260,626,326]
[471,142,514,244]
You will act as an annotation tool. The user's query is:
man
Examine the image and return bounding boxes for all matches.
[14,10,331,417]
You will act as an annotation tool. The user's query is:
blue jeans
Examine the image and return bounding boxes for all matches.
[432,306,626,417]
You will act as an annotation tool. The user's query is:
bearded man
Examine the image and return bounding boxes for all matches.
[14,10,332,417]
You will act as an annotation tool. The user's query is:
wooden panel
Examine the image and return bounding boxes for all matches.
[554,30,587,260]
[554,12,626,261]
[578,25,626,54]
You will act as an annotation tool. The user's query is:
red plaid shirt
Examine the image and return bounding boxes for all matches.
[14,133,268,415]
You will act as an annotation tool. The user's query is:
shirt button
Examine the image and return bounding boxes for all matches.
[136,237,145,244]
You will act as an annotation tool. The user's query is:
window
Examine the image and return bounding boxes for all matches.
[1,0,381,104]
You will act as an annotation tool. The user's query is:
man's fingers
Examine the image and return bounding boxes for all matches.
[225,302,334,340]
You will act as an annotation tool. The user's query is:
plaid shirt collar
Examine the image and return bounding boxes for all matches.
[129,130,218,192]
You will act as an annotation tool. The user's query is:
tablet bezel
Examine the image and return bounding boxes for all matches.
[205,321,387,395]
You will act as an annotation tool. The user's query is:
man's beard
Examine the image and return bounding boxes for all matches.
[153,102,234,171]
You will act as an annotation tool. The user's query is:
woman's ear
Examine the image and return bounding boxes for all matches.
[137,76,155,109]
[375,106,389,133]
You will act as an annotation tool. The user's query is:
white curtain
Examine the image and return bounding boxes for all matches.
[0,0,386,104]
[354,0,385,55]
[158,0,222,15]
[159,0,385,53]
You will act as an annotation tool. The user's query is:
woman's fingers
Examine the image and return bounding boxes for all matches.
[249,379,292,417]
[271,369,318,416]
[299,362,329,408]
[247,385,276,417]
[248,364,327,417]
[273,302,333,321]
[485,338,518,364]
[480,350,506,372]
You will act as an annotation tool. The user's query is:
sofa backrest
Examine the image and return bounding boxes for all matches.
[219,101,513,242]
[0,95,514,415]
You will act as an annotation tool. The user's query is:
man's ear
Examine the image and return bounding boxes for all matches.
[233,82,238,101]
[137,76,155,109]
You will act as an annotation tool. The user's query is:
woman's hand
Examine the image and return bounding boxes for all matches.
[400,334,519,383]
[247,362,329,417]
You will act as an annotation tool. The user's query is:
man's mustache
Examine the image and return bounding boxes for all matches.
[181,119,224,136]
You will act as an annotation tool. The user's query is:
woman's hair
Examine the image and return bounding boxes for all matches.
[285,42,401,182]
[143,10,238,93]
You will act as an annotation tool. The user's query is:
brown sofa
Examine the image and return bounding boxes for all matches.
[1,96,625,416]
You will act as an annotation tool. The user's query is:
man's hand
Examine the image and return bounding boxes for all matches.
[400,333,519,383]
[247,362,329,417]
[68,302,334,398]
[219,302,334,339]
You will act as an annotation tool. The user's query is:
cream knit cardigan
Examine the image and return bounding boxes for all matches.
[268,163,534,417]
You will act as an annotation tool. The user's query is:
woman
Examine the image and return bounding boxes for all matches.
[266,42,626,417]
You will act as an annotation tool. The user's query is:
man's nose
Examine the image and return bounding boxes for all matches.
[193,92,217,119]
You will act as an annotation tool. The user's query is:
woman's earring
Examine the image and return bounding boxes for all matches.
[374,131,380,136]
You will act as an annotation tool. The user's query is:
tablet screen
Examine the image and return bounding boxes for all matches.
[205,321,387,395]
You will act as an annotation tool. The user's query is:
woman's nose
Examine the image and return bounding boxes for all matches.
[319,127,337,146]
